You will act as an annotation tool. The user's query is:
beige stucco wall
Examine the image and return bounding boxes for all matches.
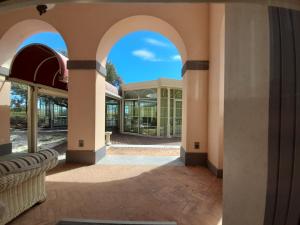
[0,3,209,153]
[0,76,10,146]
[208,3,225,169]
[223,2,269,225]
[182,70,208,153]
[68,69,105,151]
[0,3,209,64]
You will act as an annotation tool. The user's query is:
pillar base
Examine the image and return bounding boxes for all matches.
[0,143,12,156]
[180,146,207,167]
[66,146,106,165]
[207,160,223,178]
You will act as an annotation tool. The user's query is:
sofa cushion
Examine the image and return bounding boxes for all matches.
[0,149,58,176]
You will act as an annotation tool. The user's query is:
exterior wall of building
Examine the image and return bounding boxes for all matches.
[208,3,225,173]
[121,79,182,138]
[0,3,209,163]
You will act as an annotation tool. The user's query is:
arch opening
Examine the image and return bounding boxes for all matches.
[0,19,68,69]
[97,15,186,146]
[0,21,69,155]
[96,15,187,67]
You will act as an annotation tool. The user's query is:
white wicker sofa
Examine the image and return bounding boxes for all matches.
[0,149,58,225]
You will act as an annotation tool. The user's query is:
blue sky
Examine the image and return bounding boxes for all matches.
[19,31,182,83]
[19,32,67,54]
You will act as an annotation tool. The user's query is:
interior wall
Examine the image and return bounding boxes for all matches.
[223,2,269,225]
[208,3,225,170]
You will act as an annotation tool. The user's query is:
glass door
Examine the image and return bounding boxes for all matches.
[139,100,157,136]
[174,100,182,137]
[124,100,139,133]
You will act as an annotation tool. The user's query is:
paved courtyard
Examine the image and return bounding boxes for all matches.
[11,129,67,153]
[111,133,181,146]
[8,131,222,225]
[11,131,181,154]
[8,157,222,225]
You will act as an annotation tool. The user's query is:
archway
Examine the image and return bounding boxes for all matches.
[96,15,187,160]
[0,19,67,68]
[0,19,68,155]
[96,15,187,67]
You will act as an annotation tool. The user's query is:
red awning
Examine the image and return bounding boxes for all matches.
[10,44,68,91]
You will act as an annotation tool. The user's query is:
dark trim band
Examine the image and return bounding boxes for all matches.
[207,160,223,178]
[67,60,106,77]
[180,146,223,178]
[181,60,209,76]
[66,146,106,165]
[0,143,12,156]
[180,146,207,167]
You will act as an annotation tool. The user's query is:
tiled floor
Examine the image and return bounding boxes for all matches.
[8,151,222,225]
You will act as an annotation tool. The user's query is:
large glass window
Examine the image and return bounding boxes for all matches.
[124,100,139,133]
[38,95,68,128]
[124,89,157,136]
[10,82,28,153]
[123,88,181,137]
[106,98,120,131]
[160,88,168,136]
[139,100,157,136]
[124,89,157,99]
[172,89,182,137]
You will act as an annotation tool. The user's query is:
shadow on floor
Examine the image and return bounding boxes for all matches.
[8,161,223,225]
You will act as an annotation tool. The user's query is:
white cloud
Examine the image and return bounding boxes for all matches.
[145,38,169,47]
[132,49,161,62]
[171,54,181,61]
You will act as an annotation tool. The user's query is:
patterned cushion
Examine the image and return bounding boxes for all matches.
[0,149,58,176]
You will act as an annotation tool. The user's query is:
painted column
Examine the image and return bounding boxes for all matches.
[27,85,38,153]
[207,3,225,178]
[167,87,171,138]
[157,87,161,137]
[181,63,209,166]
[0,75,11,156]
[66,60,106,164]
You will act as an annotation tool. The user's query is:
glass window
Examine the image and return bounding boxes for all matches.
[160,88,168,136]
[10,82,28,153]
[174,89,182,99]
[139,100,157,136]
[124,100,139,133]
[124,89,157,99]
[106,98,119,131]
[123,89,158,136]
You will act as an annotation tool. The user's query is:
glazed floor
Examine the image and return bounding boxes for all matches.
[8,159,222,225]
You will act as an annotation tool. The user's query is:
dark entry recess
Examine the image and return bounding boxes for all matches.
[265,7,300,225]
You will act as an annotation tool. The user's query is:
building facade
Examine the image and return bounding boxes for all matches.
[106,78,182,138]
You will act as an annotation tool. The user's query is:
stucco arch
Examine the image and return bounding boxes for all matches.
[0,19,67,68]
[96,15,187,66]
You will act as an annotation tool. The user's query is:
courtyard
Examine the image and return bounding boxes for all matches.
[8,158,222,225]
